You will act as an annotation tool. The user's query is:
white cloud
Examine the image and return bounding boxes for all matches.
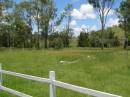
[71,9,83,19]
[80,24,97,32]
[107,18,119,27]
[81,24,88,29]
[73,25,88,36]
[90,25,97,31]
[54,25,64,32]
[70,20,77,27]
[71,4,96,20]
[71,4,115,20]
[73,27,82,33]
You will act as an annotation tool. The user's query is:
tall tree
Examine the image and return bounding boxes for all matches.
[33,0,41,49]
[117,0,130,49]
[0,0,14,47]
[63,3,73,47]
[15,1,33,48]
[88,0,115,49]
[38,0,56,48]
[64,4,73,34]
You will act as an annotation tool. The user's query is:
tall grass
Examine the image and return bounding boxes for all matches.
[0,48,129,97]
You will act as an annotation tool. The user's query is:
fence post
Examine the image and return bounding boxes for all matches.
[49,71,56,97]
[0,63,2,86]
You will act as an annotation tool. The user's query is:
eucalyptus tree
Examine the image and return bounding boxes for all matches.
[0,0,13,21]
[117,0,130,49]
[62,3,73,48]
[36,0,57,48]
[16,1,33,29]
[15,0,34,48]
[32,0,41,49]
[64,3,73,34]
[88,0,115,49]
[0,0,14,47]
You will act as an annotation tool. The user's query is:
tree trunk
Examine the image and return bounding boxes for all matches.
[124,18,127,49]
[36,0,40,49]
[101,20,104,50]
[44,24,48,49]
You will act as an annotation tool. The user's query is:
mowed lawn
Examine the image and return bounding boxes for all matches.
[0,48,129,97]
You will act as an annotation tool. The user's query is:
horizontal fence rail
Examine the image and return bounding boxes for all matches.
[53,80,121,97]
[0,86,32,97]
[0,64,122,97]
[1,70,50,84]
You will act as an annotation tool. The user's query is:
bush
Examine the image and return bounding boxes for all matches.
[53,38,63,49]
[49,36,63,49]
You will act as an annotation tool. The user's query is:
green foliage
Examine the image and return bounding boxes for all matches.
[49,32,63,48]
[117,0,130,48]
[118,0,130,32]
[60,31,71,48]
[89,31,101,47]
[53,38,63,49]
[78,32,89,47]
[49,30,72,49]
[77,27,121,48]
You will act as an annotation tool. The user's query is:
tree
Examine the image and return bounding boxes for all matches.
[0,0,13,20]
[33,0,43,49]
[89,31,101,47]
[12,14,32,48]
[88,0,115,49]
[117,0,130,49]
[60,29,72,48]
[15,1,33,48]
[36,0,56,49]
[64,4,73,37]
[0,0,66,49]
[0,0,14,47]
[78,31,89,47]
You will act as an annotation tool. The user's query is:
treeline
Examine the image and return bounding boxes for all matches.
[78,27,121,48]
[0,0,130,49]
[0,0,73,49]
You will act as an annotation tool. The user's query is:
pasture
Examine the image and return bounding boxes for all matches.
[0,48,129,97]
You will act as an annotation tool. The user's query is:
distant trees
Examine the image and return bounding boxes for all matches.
[0,0,66,49]
[0,0,125,49]
[88,0,115,49]
[78,28,120,48]
[49,29,72,49]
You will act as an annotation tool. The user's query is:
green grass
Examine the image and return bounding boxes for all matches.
[0,48,129,97]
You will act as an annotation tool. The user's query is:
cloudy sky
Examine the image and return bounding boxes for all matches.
[55,0,122,36]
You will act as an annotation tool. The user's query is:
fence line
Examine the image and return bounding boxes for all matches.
[0,64,122,97]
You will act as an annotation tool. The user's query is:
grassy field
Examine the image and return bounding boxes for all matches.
[0,48,129,97]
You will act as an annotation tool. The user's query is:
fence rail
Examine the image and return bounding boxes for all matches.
[0,86,32,97]
[0,64,122,97]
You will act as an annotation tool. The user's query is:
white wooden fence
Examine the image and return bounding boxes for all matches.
[0,64,122,97]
